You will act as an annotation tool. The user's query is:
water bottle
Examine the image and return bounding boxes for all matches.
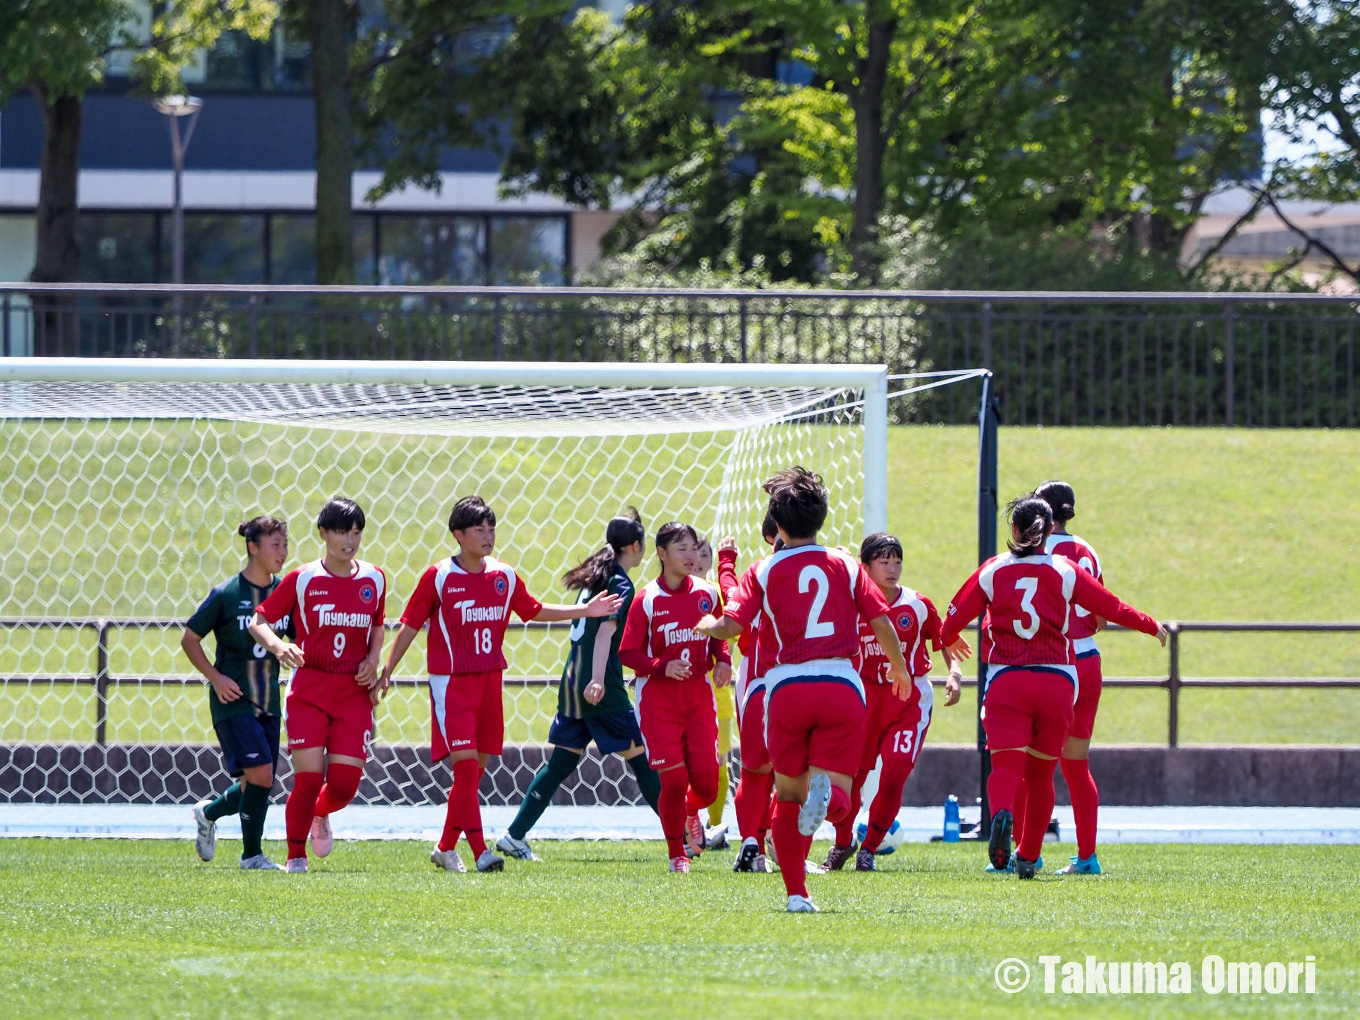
[943,794,961,842]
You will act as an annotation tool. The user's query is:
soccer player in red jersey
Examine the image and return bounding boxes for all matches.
[249,498,387,873]
[618,521,730,874]
[699,467,910,913]
[823,532,968,872]
[939,493,1166,879]
[715,515,780,873]
[1026,480,1110,874]
[380,496,622,873]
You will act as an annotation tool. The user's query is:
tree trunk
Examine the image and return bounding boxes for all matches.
[29,86,82,355]
[308,0,355,285]
[848,15,897,284]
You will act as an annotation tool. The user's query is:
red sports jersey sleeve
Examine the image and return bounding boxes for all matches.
[1068,565,1158,636]
[257,568,301,626]
[711,636,732,668]
[399,565,440,632]
[619,595,662,677]
[509,572,543,622]
[717,548,740,603]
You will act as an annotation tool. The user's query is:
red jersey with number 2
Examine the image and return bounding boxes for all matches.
[257,559,387,674]
[399,555,543,675]
[940,553,1156,673]
[724,545,893,694]
[856,586,941,683]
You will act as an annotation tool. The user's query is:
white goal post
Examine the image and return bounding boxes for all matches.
[0,357,892,833]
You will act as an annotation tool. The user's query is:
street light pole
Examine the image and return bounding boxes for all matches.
[154,95,202,342]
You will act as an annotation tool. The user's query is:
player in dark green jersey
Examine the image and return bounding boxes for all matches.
[496,509,662,861]
[182,515,294,869]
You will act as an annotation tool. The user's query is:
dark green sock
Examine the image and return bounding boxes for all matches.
[508,747,581,840]
[628,756,662,816]
[203,781,242,822]
[238,782,272,859]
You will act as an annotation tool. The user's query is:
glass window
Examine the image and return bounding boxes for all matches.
[489,216,568,284]
[201,27,311,91]
[378,216,487,285]
[268,214,377,283]
[163,214,265,284]
[79,212,158,283]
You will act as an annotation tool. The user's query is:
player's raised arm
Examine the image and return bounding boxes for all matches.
[532,588,622,622]
[938,565,988,656]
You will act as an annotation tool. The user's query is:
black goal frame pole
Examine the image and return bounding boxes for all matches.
[976,371,1000,829]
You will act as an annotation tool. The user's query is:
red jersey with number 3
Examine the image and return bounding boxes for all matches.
[1044,533,1103,646]
[724,545,893,694]
[619,574,722,681]
[257,559,387,674]
[399,555,543,675]
[856,586,941,684]
[940,553,1157,676]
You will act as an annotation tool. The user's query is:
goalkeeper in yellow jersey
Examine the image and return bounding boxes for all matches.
[695,536,735,848]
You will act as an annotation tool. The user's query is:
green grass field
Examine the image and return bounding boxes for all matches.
[2,839,1356,1019]
[2,424,1358,747]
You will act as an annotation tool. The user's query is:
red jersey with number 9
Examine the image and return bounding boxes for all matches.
[724,545,893,694]
[257,559,387,674]
[940,553,1157,673]
[399,556,544,675]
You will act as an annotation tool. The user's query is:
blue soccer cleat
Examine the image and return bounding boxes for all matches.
[985,859,1014,874]
[1058,853,1102,875]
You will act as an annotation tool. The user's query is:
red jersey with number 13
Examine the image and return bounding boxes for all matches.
[399,556,544,675]
[724,545,892,693]
[257,559,387,674]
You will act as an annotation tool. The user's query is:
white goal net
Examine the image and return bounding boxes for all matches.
[0,359,888,831]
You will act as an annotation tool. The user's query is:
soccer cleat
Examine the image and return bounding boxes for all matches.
[1015,854,1039,880]
[1057,853,1102,875]
[239,854,283,871]
[430,847,467,873]
[987,809,1014,872]
[284,857,309,873]
[854,847,877,872]
[669,855,691,874]
[985,859,1015,874]
[309,814,334,858]
[823,841,857,871]
[786,895,819,913]
[705,823,730,851]
[684,814,707,857]
[475,848,506,873]
[804,859,827,875]
[191,801,216,862]
[495,833,540,862]
[752,853,774,873]
[1036,856,1044,870]
[799,773,832,836]
[733,837,760,872]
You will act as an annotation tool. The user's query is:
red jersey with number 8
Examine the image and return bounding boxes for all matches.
[399,556,544,675]
[619,574,722,680]
[724,545,893,693]
[940,553,1156,672]
[257,559,387,674]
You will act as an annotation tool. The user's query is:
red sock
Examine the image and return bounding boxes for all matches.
[438,781,462,853]
[285,770,324,860]
[1012,773,1029,848]
[684,769,720,817]
[735,768,768,843]
[771,799,809,899]
[314,762,363,817]
[986,750,1026,817]
[1019,755,1058,862]
[862,757,913,853]
[835,769,868,847]
[449,758,487,857]
[658,767,689,860]
[757,775,775,853]
[827,782,852,825]
[1062,757,1099,859]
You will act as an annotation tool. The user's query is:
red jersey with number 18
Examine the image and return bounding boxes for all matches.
[724,545,893,695]
[399,555,544,675]
[257,559,387,674]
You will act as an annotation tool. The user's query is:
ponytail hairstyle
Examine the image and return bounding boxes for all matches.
[239,515,287,550]
[1006,493,1053,557]
[562,507,646,592]
[1034,480,1076,523]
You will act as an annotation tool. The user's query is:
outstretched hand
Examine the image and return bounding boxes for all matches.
[584,590,624,617]
[945,637,972,661]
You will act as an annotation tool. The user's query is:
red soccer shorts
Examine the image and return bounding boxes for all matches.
[430,671,505,762]
[765,677,866,778]
[1070,653,1103,741]
[860,677,934,773]
[635,676,719,772]
[981,668,1076,759]
[285,666,376,760]
[738,685,770,772]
